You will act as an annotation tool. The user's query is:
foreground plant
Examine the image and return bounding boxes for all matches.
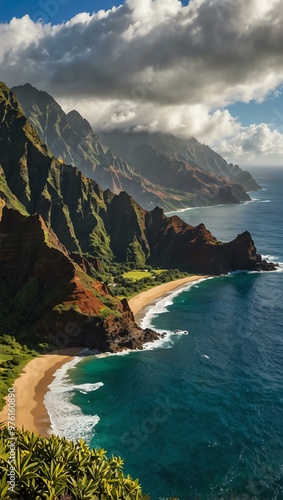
[0,427,150,499]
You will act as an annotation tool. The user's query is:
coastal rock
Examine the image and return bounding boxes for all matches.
[144,208,277,274]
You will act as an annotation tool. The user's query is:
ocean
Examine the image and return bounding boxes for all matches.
[45,167,283,500]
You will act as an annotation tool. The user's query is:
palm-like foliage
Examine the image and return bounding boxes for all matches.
[0,427,150,499]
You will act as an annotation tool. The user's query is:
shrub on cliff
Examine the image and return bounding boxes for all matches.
[0,336,38,411]
[0,427,150,499]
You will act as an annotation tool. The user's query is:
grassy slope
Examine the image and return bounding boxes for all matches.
[112,267,193,298]
[0,167,28,217]
[122,269,166,281]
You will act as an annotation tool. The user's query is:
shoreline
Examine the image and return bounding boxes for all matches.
[129,275,209,324]
[0,275,209,438]
[0,347,83,437]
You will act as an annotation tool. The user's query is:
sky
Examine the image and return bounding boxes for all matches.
[0,0,283,166]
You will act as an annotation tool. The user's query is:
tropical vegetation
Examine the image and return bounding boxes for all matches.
[0,427,150,499]
[100,264,192,298]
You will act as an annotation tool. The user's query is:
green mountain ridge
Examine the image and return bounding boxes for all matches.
[102,129,260,202]
[12,83,258,211]
[12,83,193,212]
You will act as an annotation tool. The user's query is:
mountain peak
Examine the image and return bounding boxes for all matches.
[19,82,37,90]
[0,82,24,115]
[67,109,92,136]
[12,83,57,111]
[0,81,10,92]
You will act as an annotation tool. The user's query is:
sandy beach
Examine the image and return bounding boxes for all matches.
[0,347,82,437]
[0,275,207,438]
[129,275,208,323]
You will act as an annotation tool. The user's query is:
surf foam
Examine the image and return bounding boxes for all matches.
[44,355,102,442]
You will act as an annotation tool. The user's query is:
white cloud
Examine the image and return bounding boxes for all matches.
[1,0,283,164]
[124,0,183,38]
[0,15,49,64]
[216,123,283,164]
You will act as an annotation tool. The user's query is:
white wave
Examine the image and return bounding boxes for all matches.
[73,382,104,393]
[274,263,283,272]
[94,333,175,355]
[142,330,175,351]
[95,350,132,359]
[44,356,102,442]
[261,255,283,271]
[242,198,257,205]
[165,206,195,215]
[173,329,189,335]
[165,203,233,216]
[229,267,283,276]
[228,269,255,275]
[262,254,279,262]
[246,197,272,204]
[166,197,264,214]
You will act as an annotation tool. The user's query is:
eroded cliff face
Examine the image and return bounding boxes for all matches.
[0,207,159,352]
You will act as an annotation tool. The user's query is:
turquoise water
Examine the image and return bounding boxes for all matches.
[53,168,283,499]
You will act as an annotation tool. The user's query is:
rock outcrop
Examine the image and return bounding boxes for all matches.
[144,208,275,274]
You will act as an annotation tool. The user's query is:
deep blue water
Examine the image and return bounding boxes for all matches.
[52,167,283,499]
